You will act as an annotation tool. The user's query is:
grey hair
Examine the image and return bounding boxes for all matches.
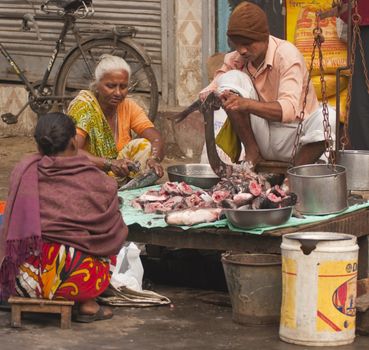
[90,54,131,90]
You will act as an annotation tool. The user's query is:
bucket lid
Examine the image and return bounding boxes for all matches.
[285,232,353,242]
[284,232,355,255]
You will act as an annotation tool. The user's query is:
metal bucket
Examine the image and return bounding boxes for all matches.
[287,164,348,215]
[221,253,281,325]
[337,150,369,191]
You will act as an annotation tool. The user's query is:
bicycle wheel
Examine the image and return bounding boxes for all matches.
[54,37,159,121]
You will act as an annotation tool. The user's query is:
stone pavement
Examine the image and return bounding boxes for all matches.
[1,285,369,350]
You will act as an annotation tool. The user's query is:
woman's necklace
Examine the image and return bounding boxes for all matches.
[114,112,118,142]
[247,59,265,80]
[107,111,118,142]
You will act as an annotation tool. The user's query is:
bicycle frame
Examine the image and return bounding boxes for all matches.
[0,14,75,99]
[0,5,157,123]
[0,43,36,94]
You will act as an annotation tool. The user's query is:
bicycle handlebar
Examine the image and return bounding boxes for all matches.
[41,0,94,18]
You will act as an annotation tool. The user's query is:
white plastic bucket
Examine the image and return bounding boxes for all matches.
[279,232,358,346]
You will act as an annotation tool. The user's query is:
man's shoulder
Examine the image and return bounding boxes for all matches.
[271,36,299,53]
[271,36,304,63]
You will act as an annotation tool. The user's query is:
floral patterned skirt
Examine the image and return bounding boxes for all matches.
[16,242,110,301]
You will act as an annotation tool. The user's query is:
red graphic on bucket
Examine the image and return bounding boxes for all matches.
[332,276,356,317]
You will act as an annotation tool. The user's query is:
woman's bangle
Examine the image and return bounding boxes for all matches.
[103,158,113,171]
[148,156,161,163]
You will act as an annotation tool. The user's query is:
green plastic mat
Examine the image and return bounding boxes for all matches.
[119,185,369,235]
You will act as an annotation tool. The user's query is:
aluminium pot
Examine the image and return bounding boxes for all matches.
[287,164,348,215]
[337,150,369,191]
[166,164,220,189]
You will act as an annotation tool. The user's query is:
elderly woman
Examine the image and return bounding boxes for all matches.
[68,54,164,179]
[0,112,128,322]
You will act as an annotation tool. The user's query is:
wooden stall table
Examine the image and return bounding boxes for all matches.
[127,207,369,279]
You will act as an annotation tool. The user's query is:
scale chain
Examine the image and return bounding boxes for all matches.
[341,0,369,149]
[290,13,335,166]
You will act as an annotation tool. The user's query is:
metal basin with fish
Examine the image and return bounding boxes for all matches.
[223,206,293,229]
[167,164,220,189]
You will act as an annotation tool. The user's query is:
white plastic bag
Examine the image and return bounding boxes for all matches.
[110,242,144,291]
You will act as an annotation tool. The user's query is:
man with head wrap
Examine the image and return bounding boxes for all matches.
[200,1,336,166]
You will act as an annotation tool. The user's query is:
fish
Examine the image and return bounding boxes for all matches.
[232,192,253,207]
[184,194,202,207]
[161,181,181,195]
[199,191,213,203]
[220,199,238,209]
[138,190,169,202]
[264,193,282,209]
[119,169,159,191]
[212,190,231,203]
[251,195,267,210]
[166,99,202,123]
[177,181,193,195]
[131,198,143,210]
[144,202,164,214]
[280,193,298,207]
[165,208,222,226]
[248,180,262,197]
[162,196,185,210]
[262,173,285,187]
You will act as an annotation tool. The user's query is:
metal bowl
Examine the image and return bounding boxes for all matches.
[223,206,293,229]
[166,164,220,189]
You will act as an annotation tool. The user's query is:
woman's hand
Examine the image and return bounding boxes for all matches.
[109,158,135,177]
[221,90,250,112]
[146,157,164,178]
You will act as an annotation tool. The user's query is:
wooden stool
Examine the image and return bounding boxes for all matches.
[8,296,74,329]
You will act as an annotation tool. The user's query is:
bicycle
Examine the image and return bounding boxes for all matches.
[0,0,159,124]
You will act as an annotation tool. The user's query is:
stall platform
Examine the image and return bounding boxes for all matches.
[126,207,369,279]
[120,185,369,278]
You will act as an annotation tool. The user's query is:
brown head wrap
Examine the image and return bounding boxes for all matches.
[227,1,269,42]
